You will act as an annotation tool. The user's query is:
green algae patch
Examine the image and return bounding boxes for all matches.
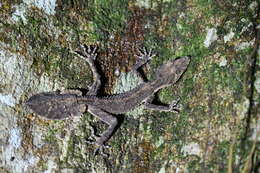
[1,0,259,172]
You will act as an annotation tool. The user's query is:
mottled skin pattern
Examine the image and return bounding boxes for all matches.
[26,45,190,156]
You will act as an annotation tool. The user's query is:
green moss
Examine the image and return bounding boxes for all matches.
[0,0,257,171]
[44,127,58,144]
[187,158,203,173]
[88,0,130,42]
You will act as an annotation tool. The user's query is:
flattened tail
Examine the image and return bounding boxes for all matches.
[25,92,86,120]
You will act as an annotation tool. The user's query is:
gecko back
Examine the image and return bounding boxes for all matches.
[25,92,86,119]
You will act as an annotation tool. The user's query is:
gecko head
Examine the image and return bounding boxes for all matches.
[156,56,190,85]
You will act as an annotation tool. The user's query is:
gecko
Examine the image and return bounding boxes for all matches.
[26,45,190,156]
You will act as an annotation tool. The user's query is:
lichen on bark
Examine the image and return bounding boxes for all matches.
[0,0,259,172]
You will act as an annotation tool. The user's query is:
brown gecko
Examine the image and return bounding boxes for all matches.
[26,45,190,155]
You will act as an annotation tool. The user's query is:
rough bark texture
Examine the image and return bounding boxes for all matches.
[0,0,259,172]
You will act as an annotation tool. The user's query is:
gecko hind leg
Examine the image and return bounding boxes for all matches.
[87,107,118,157]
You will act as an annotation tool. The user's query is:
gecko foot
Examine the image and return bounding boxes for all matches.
[136,47,156,63]
[87,138,110,157]
[132,47,156,71]
[74,45,98,60]
[94,142,110,157]
[85,125,110,157]
[169,98,181,113]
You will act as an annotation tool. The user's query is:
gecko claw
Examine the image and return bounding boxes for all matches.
[83,45,98,60]
[132,47,156,71]
[85,125,110,157]
[94,144,110,157]
[136,47,156,62]
[74,44,98,60]
[169,98,181,113]
[85,125,99,143]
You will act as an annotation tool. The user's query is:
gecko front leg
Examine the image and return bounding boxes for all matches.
[144,96,180,113]
[132,47,156,82]
[74,45,101,95]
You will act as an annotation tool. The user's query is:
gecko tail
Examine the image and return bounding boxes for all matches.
[25,92,86,119]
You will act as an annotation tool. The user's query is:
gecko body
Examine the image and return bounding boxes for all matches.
[26,45,190,155]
